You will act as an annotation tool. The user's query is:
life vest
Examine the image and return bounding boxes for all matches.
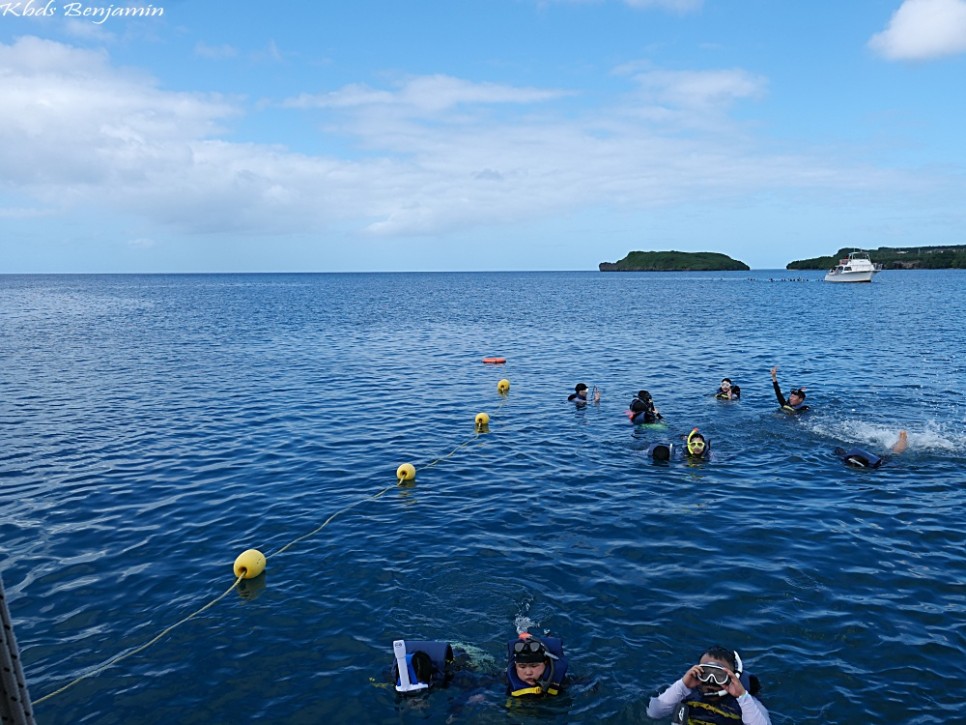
[671,692,744,725]
[392,640,454,692]
[715,386,740,400]
[781,402,809,414]
[631,410,659,425]
[505,636,568,697]
[836,447,883,468]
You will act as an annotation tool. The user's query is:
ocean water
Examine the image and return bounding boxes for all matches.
[1,270,964,724]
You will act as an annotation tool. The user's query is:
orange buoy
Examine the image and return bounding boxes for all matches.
[482,357,506,364]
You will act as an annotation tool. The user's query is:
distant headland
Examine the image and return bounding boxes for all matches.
[599,250,750,272]
[787,245,966,270]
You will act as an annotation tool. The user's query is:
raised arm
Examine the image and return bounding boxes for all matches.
[769,366,787,407]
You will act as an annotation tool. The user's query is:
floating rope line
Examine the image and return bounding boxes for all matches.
[33,378,513,706]
[33,575,244,705]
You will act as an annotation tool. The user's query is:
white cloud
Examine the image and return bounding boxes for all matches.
[624,68,767,110]
[0,36,921,243]
[869,0,966,60]
[283,75,570,114]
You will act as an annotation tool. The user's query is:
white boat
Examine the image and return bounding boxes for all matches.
[824,251,882,283]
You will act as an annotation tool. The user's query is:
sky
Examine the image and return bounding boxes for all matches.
[1,0,965,272]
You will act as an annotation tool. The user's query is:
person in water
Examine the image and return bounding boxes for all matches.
[835,430,908,468]
[646,429,715,463]
[628,390,662,424]
[647,645,771,725]
[506,632,568,697]
[770,366,808,413]
[715,378,740,400]
[684,428,714,461]
[568,382,600,404]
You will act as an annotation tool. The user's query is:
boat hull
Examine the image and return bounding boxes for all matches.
[824,271,875,283]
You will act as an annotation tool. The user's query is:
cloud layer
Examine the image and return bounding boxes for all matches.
[0,33,933,251]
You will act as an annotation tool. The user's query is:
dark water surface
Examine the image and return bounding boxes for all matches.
[1,271,964,724]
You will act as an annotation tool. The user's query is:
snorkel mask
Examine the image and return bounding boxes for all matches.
[687,428,706,456]
[697,651,743,697]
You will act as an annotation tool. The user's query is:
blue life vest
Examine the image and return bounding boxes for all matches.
[393,640,454,690]
[835,447,883,468]
[632,410,659,425]
[505,636,568,697]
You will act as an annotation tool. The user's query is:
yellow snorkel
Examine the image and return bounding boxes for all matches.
[687,428,705,456]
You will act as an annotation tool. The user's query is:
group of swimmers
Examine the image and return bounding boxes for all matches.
[568,364,908,468]
[390,633,771,724]
[386,366,909,722]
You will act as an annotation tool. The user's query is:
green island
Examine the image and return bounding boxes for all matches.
[599,250,750,272]
[787,245,966,270]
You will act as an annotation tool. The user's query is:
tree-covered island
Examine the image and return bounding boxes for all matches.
[599,250,750,271]
[787,245,966,270]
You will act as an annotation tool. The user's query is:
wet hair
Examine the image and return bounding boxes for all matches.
[702,645,737,672]
[637,390,652,401]
[721,378,732,386]
[575,383,588,392]
[651,444,671,461]
[790,388,806,400]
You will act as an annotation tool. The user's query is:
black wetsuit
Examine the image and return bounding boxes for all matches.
[772,380,809,413]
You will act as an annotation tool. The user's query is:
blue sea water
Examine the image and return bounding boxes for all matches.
[1,270,964,724]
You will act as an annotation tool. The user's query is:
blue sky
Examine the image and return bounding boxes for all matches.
[2,0,965,272]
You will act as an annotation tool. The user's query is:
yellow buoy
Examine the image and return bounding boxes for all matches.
[233,549,266,579]
[475,412,490,433]
[397,463,416,484]
[497,379,510,394]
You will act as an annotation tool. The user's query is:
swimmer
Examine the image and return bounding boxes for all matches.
[506,632,568,697]
[647,645,771,725]
[715,377,740,400]
[770,366,808,413]
[628,390,662,425]
[568,382,600,404]
[684,428,715,461]
[834,430,908,468]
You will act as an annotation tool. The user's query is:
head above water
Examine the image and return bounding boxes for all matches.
[686,428,707,456]
[512,637,548,664]
[789,387,806,403]
[720,378,732,388]
[575,383,588,393]
[637,390,652,401]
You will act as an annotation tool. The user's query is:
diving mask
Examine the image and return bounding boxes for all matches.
[696,663,731,686]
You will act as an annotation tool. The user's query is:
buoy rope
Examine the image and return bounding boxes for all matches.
[34,386,512,706]
[34,575,245,705]
[267,485,395,559]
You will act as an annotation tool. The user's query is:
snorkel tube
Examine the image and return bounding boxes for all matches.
[686,428,708,457]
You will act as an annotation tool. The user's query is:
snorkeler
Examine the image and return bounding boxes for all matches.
[834,430,908,468]
[770,366,808,413]
[506,632,568,697]
[684,428,714,461]
[715,378,741,400]
[647,645,771,725]
[646,429,715,463]
[628,390,662,425]
[568,382,600,404]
